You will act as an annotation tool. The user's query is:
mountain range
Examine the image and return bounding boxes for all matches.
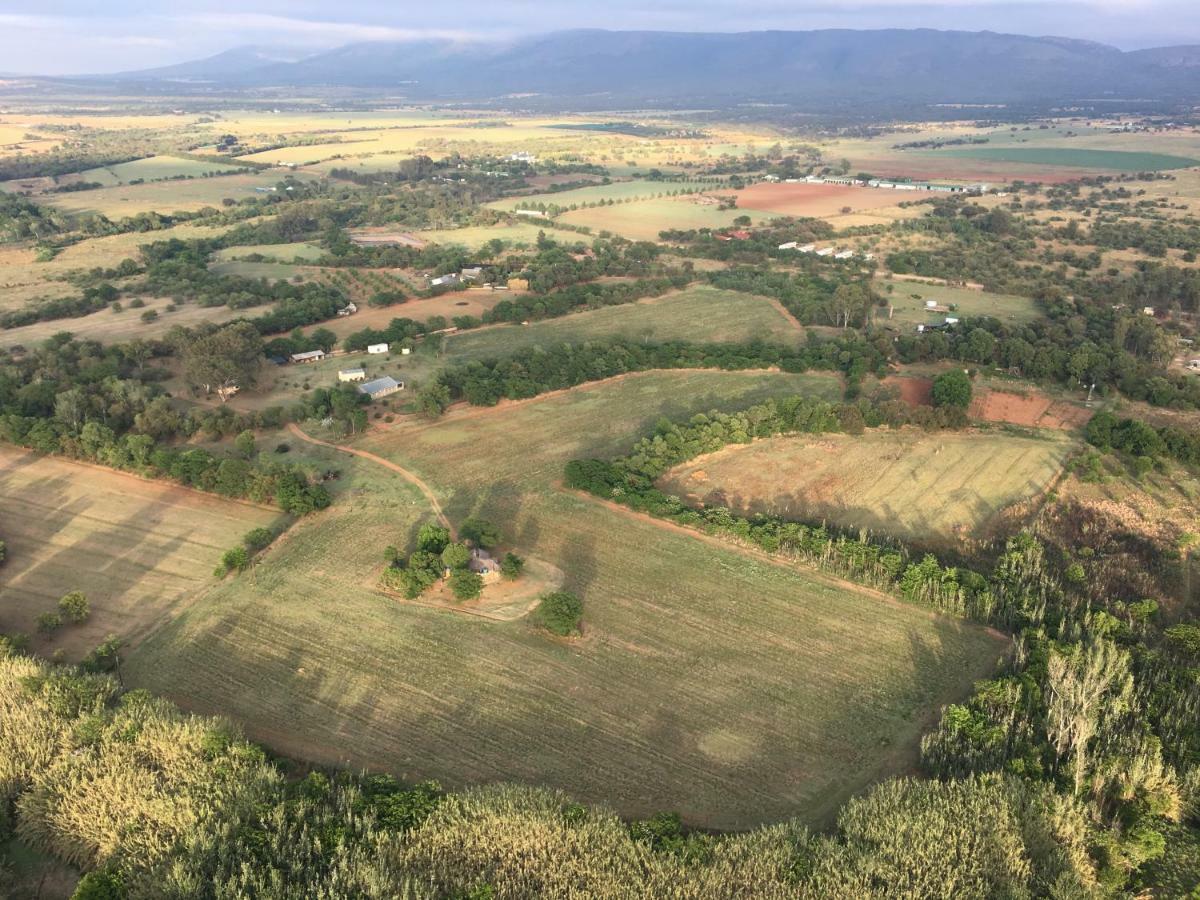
[82,29,1200,108]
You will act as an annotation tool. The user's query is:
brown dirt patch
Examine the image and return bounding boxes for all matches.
[969,388,1092,430]
[733,182,900,217]
[883,375,933,408]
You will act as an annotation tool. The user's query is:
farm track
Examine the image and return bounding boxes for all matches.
[564,485,1010,643]
[286,422,454,535]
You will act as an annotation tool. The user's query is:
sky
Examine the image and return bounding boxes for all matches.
[1,1,1198,75]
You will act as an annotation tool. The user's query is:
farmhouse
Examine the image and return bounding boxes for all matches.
[367,343,389,354]
[357,376,404,400]
[338,367,366,382]
[834,249,855,260]
[290,350,326,364]
[337,302,358,317]
[461,266,484,282]
[815,247,835,257]
[431,273,461,288]
[797,243,816,253]
[778,241,798,250]
[469,548,502,583]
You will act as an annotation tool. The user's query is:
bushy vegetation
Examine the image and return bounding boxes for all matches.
[534,591,583,636]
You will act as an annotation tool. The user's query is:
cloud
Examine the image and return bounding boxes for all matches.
[179,13,482,44]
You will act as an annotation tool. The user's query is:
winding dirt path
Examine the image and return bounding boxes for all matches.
[286,422,453,535]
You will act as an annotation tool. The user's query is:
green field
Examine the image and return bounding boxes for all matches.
[559,196,770,240]
[414,222,548,249]
[208,259,308,280]
[662,429,1074,546]
[931,146,1199,171]
[213,241,326,263]
[875,278,1042,326]
[490,179,712,211]
[127,370,1005,829]
[444,286,802,361]
[45,172,290,217]
[77,154,249,186]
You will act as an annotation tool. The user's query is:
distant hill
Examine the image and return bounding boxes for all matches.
[90,29,1200,107]
[107,45,315,83]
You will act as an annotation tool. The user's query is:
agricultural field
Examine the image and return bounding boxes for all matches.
[0,445,280,660]
[661,429,1075,546]
[558,196,767,240]
[732,182,906,218]
[208,259,308,280]
[874,277,1042,327]
[489,179,712,211]
[928,146,1199,171]
[413,221,547,249]
[43,171,291,217]
[74,154,250,186]
[443,286,803,361]
[127,369,1005,828]
[212,241,326,263]
[0,296,243,348]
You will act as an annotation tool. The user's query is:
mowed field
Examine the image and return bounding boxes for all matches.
[0,446,279,659]
[128,370,1006,828]
[0,297,243,349]
[44,172,288,217]
[875,278,1042,326]
[489,179,711,211]
[558,196,766,240]
[661,429,1074,546]
[928,146,1199,171]
[443,286,803,361]
[75,154,250,186]
[732,182,907,217]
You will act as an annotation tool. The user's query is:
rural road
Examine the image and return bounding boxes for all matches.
[286,422,454,535]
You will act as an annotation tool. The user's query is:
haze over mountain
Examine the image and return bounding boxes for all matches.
[55,28,1200,108]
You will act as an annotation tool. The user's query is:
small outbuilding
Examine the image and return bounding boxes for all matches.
[291,350,326,364]
[358,376,404,400]
[338,367,366,382]
[367,343,389,354]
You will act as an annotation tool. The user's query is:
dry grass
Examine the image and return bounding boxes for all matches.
[128,371,1005,829]
[0,446,280,660]
[661,428,1074,547]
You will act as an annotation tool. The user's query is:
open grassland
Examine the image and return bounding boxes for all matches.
[127,370,1005,829]
[414,222,547,249]
[44,172,289,217]
[559,196,769,240]
[929,146,1199,171]
[444,287,803,361]
[213,241,325,263]
[733,182,904,217]
[662,429,1074,546]
[0,296,242,348]
[0,221,235,310]
[75,154,249,186]
[489,179,711,211]
[0,446,279,660]
[874,277,1042,326]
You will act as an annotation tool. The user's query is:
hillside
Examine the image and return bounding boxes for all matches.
[97,28,1200,107]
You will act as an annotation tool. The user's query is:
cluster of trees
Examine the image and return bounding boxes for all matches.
[565,391,1200,892]
[1085,410,1200,469]
[214,526,277,577]
[0,332,329,514]
[34,590,90,636]
[381,519,521,602]
[0,646,1111,898]
[431,336,888,411]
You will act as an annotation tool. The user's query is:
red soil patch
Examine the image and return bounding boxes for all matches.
[969,388,1092,430]
[733,182,899,217]
[882,375,933,407]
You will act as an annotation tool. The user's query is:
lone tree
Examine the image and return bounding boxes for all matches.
[931,370,973,409]
[534,591,583,637]
[58,591,90,624]
[180,322,263,402]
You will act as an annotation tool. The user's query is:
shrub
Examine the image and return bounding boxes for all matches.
[36,612,63,634]
[243,527,274,553]
[217,546,250,576]
[57,591,90,624]
[501,552,525,580]
[449,569,484,602]
[931,370,972,409]
[441,542,471,570]
[534,592,583,636]
[460,518,501,549]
